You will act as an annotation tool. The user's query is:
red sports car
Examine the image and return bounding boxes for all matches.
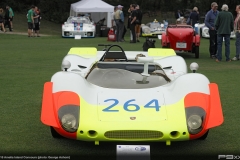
[161,24,200,58]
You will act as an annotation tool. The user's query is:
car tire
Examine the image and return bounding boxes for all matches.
[195,46,199,58]
[197,130,209,140]
[50,127,64,138]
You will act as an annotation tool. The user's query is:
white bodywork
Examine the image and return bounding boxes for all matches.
[51,50,210,106]
[62,16,96,38]
[141,22,166,36]
[197,23,235,38]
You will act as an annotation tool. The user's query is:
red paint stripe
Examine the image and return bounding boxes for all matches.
[41,82,58,128]
[205,83,224,129]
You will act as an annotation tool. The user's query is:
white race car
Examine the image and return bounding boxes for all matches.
[197,23,235,38]
[141,19,166,37]
[41,45,224,145]
[62,16,95,38]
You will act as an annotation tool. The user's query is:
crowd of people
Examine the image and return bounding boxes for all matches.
[176,2,240,62]
[1,2,240,61]
[27,5,41,37]
[0,4,41,37]
[205,2,236,62]
[0,5,14,32]
[111,3,142,43]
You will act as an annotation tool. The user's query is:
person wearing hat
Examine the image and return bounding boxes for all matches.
[114,5,124,42]
[205,2,219,59]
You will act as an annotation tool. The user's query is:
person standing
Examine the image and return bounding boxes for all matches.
[4,6,12,31]
[215,4,234,62]
[0,8,6,32]
[114,5,124,42]
[130,4,137,43]
[33,6,40,37]
[205,2,219,59]
[111,6,117,33]
[232,5,240,61]
[118,5,126,41]
[175,10,183,19]
[7,5,14,30]
[27,5,35,37]
[135,5,142,42]
[190,7,199,28]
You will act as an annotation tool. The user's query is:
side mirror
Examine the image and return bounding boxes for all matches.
[61,60,71,71]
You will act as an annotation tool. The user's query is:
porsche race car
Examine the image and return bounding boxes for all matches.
[41,45,224,146]
[141,19,166,37]
[62,16,95,38]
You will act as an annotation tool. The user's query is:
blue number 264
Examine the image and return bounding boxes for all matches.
[102,99,160,112]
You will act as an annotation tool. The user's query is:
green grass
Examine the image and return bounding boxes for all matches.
[0,33,240,159]
[1,12,240,159]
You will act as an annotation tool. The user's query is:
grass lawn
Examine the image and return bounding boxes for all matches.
[1,13,240,160]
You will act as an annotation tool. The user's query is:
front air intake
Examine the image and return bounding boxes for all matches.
[104,130,163,139]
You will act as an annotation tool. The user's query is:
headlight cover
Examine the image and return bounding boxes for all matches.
[185,107,206,134]
[58,105,80,133]
[61,114,77,132]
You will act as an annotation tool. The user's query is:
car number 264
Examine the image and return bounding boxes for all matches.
[102,99,161,112]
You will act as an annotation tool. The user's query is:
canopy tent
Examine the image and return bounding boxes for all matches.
[70,0,114,27]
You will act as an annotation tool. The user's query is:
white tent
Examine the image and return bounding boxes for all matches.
[70,0,114,27]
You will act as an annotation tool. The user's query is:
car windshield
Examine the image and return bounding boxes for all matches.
[67,16,91,24]
[86,62,171,89]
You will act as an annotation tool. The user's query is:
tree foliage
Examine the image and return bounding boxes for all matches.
[0,0,239,23]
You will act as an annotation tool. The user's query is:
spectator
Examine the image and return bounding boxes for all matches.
[130,4,137,43]
[112,6,117,32]
[114,5,124,42]
[127,5,132,41]
[4,6,12,31]
[33,6,40,37]
[135,5,142,42]
[38,8,41,27]
[0,8,6,32]
[118,5,127,41]
[215,4,234,62]
[190,7,199,28]
[205,2,219,59]
[27,5,35,37]
[232,5,240,61]
[6,5,14,30]
[175,10,183,19]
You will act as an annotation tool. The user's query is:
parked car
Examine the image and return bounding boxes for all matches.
[141,19,166,37]
[41,45,223,146]
[62,16,95,38]
[197,23,235,38]
[161,24,200,58]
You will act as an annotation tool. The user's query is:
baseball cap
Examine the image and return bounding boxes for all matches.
[117,5,123,8]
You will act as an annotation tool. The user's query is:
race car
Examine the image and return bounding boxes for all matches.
[197,23,235,38]
[141,19,166,37]
[41,45,224,146]
[62,16,95,38]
